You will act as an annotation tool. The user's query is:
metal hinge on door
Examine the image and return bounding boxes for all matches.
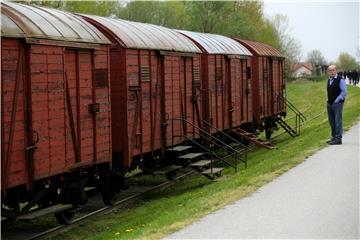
[89,103,100,114]
[25,131,39,152]
[162,112,169,127]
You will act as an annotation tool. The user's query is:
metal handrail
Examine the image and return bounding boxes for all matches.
[171,118,247,171]
[174,118,244,157]
[276,94,306,136]
[200,119,249,151]
[181,135,235,173]
[277,94,306,122]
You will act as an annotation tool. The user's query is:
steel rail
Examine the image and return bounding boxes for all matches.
[23,169,197,240]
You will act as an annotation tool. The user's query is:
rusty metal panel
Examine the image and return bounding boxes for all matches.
[233,38,285,58]
[178,30,252,56]
[80,15,201,53]
[1,2,110,44]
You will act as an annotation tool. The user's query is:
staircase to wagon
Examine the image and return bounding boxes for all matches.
[157,118,248,180]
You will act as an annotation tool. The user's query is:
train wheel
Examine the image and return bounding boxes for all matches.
[166,171,177,181]
[101,187,117,206]
[101,174,122,206]
[55,209,74,225]
[241,138,251,146]
[265,129,272,139]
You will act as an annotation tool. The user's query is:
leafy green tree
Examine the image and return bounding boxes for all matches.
[336,52,359,71]
[17,0,284,62]
[18,0,120,17]
[184,1,233,33]
[182,1,280,49]
[63,1,120,16]
[230,2,280,48]
[256,19,281,49]
[117,1,188,29]
[12,0,65,8]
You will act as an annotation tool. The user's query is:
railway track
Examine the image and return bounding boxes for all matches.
[2,168,198,240]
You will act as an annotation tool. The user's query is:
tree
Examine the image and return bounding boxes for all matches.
[184,1,233,33]
[307,50,327,76]
[271,14,302,77]
[20,0,120,17]
[18,0,284,62]
[63,1,120,16]
[307,50,326,67]
[13,0,65,8]
[116,1,188,29]
[225,1,277,44]
[336,52,359,71]
[183,1,278,45]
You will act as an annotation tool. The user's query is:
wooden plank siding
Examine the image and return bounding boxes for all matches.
[1,38,27,188]
[1,38,112,190]
[111,48,202,168]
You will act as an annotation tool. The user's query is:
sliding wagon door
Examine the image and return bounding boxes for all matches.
[64,49,95,168]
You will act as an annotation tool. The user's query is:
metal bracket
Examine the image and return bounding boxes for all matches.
[89,103,100,114]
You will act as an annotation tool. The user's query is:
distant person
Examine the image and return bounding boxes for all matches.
[338,71,343,78]
[343,71,347,80]
[326,65,347,145]
[348,70,353,85]
[353,70,359,85]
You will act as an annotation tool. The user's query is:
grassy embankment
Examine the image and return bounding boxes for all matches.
[52,80,360,240]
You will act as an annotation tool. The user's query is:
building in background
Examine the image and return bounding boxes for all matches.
[292,62,313,78]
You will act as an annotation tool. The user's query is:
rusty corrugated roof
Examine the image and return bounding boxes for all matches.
[1,2,110,44]
[177,30,252,56]
[80,15,201,53]
[233,38,285,58]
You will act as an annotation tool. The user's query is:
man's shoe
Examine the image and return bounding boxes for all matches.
[326,139,334,144]
[329,139,342,145]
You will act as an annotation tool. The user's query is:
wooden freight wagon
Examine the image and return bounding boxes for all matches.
[80,15,202,171]
[1,2,112,223]
[232,38,286,136]
[177,31,253,133]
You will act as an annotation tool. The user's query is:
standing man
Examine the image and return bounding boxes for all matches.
[326,65,347,145]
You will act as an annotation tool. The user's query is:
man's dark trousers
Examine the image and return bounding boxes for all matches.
[327,101,344,141]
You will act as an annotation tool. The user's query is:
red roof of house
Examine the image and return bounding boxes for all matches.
[293,62,313,71]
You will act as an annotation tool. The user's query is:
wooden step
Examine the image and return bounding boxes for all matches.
[167,145,192,152]
[177,152,204,160]
[84,186,97,192]
[189,160,212,167]
[153,165,182,175]
[201,167,224,175]
[17,204,73,220]
[231,128,275,150]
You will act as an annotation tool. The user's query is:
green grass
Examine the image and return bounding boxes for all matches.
[51,80,360,240]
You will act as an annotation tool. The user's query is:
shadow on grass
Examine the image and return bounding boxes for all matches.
[142,176,214,201]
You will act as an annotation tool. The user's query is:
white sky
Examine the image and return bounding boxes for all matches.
[263,0,360,63]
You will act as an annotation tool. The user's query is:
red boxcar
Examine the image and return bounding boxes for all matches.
[178,31,253,132]
[80,15,202,171]
[233,39,286,130]
[1,2,112,220]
